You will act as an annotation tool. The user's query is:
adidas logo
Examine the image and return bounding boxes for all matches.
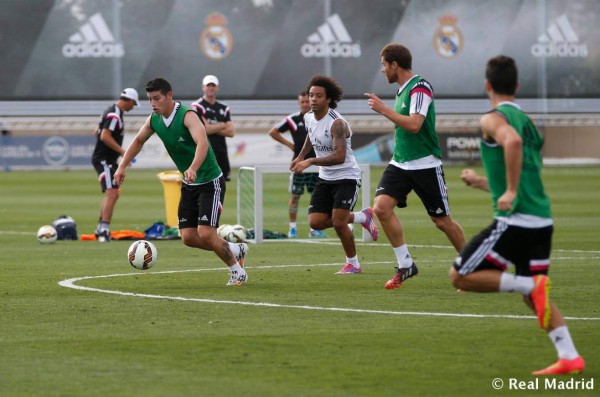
[531,14,587,58]
[200,215,209,221]
[301,14,361,58]
[62,13,124,58]
[178,137,185,142]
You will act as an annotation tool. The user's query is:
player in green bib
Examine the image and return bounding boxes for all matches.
[114,78,248,286]
[452,56,584,375]
[365,43,465,289]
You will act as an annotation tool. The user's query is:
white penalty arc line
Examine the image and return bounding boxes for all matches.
[58,263,600,322]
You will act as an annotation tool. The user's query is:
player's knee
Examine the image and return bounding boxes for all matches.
[331,218,348,231]
[373,204,388,220]
[308,220,323,230]
[181,234,195,247]
[449,267,463,289]
[431,216,450,232]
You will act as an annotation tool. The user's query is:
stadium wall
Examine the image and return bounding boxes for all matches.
[1,0,600,100]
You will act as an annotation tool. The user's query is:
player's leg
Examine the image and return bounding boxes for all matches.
[372,167,417,286]
[518,225,584,374]
[412,165,465,253]
[288,173,302,237]
[94,160,119,242]
[100,188,120,225]
[431,215,465,252]
[330,181,362,274]
[179,178,246,285]
[307,178,333,231]
[450,220,513,292]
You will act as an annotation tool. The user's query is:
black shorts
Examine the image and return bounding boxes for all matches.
[289,172,319,195]
[375,164,451,217]
[178,177,226,229]
[92,159,118,192]
[454,219,553,277]
[213,150,231,181]
[308,178,360,214]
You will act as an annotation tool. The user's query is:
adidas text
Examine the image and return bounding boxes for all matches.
[301,42,361,58]
[531,42,587,58]
[531,14,588,58]
[301,13,361,58]
[63,13,124,59]
[63,42,124,58]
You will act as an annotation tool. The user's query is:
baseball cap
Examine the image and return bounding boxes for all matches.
[202,75,219,86]
[120,88,140,106]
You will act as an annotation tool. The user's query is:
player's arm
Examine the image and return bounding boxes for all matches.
[290,135,314,172]
[114,115,154,184]
[480,112,523,211]
[268,125,294,151]
[183,111,210,184]
[203,118,230,136]
[461,169,489,192]
[99,128,125,157]
[364,92,426,134]
[293,119,348,173]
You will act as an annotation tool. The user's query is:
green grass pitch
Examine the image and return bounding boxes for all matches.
[0,166,598,396]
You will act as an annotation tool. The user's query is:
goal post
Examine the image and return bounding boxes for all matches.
[237,164,371,243]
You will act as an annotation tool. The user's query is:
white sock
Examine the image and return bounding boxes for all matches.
[229,263,242,273]
[352,211,366,224]
[289,222,297,229]
[548,326,580,360]
[499,273,535,294]
[228,242,240,257]
[346,256,360,268]
[393,244,413,268]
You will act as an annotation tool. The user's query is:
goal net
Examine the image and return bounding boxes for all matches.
[237,164,372,243]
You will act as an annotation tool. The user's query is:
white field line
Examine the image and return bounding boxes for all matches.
[58,262,600,321]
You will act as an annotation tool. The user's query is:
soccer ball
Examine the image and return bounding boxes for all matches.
[127,240,158,270]
[217,224,232,239]
[230,224,247,242]
[217,224,246,243]
[37,225,58,244]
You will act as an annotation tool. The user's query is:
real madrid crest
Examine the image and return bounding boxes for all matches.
[433,15,463,59]
[199,12,233,60]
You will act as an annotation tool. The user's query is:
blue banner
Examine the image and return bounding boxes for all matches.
[0,135,96,169]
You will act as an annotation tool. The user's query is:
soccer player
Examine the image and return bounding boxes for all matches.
[451,56,585,375]
[114,78,248,286]
[91,88,139,242]
[268,91,325,238]
[365,43,465,288]
[290,75,378,275]
[191,75,235,182]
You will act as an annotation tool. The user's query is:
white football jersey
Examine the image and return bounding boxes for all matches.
[304,109,360,181]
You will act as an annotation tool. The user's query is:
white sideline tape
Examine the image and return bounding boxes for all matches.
[58,262,600,321]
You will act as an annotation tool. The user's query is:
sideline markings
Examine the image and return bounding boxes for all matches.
[58,262,600,322]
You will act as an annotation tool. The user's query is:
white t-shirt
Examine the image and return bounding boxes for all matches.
[304,109,361,181]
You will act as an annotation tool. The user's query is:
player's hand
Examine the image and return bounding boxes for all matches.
[460,169,478,186]
[289,157,301,172]
[114,168,125,185]
[364,92,385,113]
[184,169,196,184]
[497,190,516,212]
[291,159,311,174]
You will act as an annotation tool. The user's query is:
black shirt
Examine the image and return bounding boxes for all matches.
[191,98,232,153]
[275,111,315,159]
[92,104,124,163]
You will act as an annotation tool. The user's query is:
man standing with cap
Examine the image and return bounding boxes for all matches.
[91,87,140,242]
[191,75,235,181]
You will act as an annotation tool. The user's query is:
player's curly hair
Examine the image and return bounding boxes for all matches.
[306,74,343,109]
